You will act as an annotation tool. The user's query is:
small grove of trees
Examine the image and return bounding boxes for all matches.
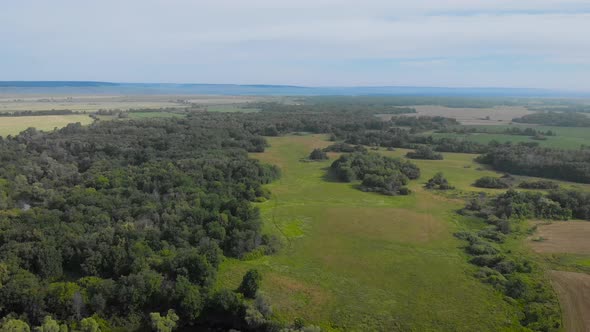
[308,149,328,161]
[425,173,455,190]
[476,143,590,184]
[330,152,420,196]
[512,111,590,127]
[406,146,443,160]
[473,176,510,189]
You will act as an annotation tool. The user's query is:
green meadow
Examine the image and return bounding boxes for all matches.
[217,134,525,331]
[430,125,590,150]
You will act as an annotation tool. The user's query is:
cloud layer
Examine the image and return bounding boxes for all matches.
[1,1,589,89]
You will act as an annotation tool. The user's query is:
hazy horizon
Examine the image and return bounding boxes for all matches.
[2,1,590,90]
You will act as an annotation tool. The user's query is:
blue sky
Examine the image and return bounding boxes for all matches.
[1,0,590,90]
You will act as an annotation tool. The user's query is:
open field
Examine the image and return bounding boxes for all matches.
[127,111,186,119]
[529,222,590,255]
[0,94,268,113]
[409,105,534,125]
[431,124,590,150]
[549,271,590,332]
[0,114,93,136]
[217,134,523,331]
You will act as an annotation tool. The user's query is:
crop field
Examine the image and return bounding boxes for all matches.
[217,134,524,331]
[409,105,534,125]
[528,221,590,331]
[549,271,590,332]
[0,94,267,113]
[529,221,590,255]
[0,114,93,136]
[431,124,590,150]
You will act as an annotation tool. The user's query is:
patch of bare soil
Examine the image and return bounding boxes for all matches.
[549,270,590,332]
[529,222,590,254]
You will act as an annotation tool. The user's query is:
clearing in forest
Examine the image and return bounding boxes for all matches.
[217,134,522,331]
[0,114,93,136]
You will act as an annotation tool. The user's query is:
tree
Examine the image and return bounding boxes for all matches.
[150,310,179,332]
[308,149,328,161]
[425,172,454,190]
[174,276,203,321]
[0,319,31,332]
[406,145,443,160]
[79,318,100,332]
[238,269,262,298]
[35,316,67,332]
[473,176,510,189]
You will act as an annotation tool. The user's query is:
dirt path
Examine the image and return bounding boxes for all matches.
[550,270,590,332]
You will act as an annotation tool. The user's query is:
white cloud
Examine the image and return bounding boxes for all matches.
[1,1,589,88]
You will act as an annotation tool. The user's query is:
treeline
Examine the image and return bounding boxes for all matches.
[330,152,420,195]
[437,126,555,137]
[304,96,525,109]
[0,116,297,330]
[513,111,590,127]
[0,109,79,117]
[391,116,459,131]
[250,102,417,115]
[476,144,590,183]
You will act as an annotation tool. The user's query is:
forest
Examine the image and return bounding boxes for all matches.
[476,143,590,183]
[0,117,296,331]
[512,111,590,127]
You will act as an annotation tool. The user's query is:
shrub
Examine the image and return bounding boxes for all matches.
[474,176,510,189]
[406,145,443,160]
[238,269,262,299]
[424,172,454,190]
[308,148,328,161]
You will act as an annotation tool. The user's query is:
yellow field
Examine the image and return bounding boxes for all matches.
[0,115,93,136]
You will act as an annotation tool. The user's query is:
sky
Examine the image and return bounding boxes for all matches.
[1,0,590,90]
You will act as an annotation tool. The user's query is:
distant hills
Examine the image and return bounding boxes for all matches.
[1,81,588,97]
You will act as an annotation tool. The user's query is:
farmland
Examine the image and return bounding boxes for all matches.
[0,114,93,136]
[431,124,590,150]
[217,134,525,331]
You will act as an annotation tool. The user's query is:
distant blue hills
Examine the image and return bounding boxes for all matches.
[0,81,588,97]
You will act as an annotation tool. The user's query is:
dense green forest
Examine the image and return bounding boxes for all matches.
[513,111,590,127]
[476,144,590,183]
[0,117,293,331]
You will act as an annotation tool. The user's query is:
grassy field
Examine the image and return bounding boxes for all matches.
[409,105,534,125]
[217,134,525,331]
[127,111,186,119]
[0,114,93,136]
[430,124,590,150]
[0,94,267,112]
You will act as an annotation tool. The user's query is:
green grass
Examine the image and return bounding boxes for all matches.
[0,115,94,136]
[430,124,590,150]
[217,134,524,331]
